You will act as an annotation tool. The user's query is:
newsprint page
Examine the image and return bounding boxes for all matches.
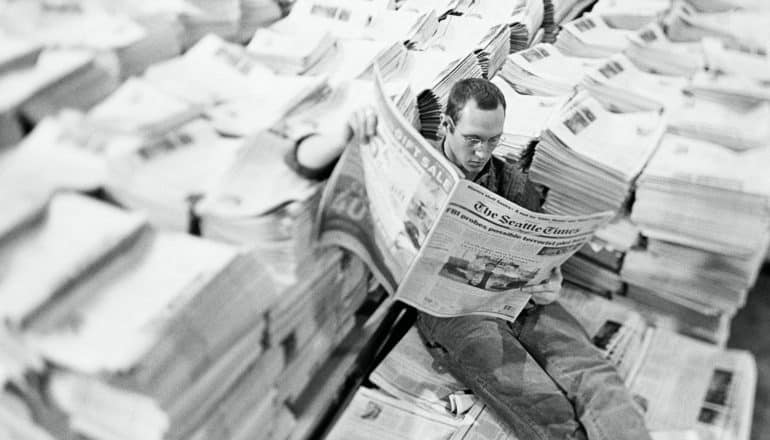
[318,70,612,321]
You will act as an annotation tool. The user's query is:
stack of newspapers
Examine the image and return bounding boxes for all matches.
[0,193,280,440]
[701,37,770,82]
[104,118,243,231]
[626,134,770,340]
[237,0,283,42]
[591,0,669,30]
[529,92,666,215]
[490,76,567,164]
[581,53,687,112]
[0,47,115,147]
[663,3,770,54]
[196,130,322,285]
[246,27,338,74]
[562,217,640,296]
[509,0,547,52]
[179,0,242,47]
[554,14,634,58]
[623,22,705,76]
[304,38,408,85]
[0,191,375,440]
[401,49,483,139]
[550,0,598,24]
[667,87,770,153]
[499,43,597,96]
[420,16,508,79]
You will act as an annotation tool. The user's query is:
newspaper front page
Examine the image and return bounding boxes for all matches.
[318,69,612,320]
[397,182,612,320]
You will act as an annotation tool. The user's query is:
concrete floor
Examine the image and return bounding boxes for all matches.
[728,266,770,440]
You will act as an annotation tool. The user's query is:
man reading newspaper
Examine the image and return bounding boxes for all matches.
[287,77,651,440]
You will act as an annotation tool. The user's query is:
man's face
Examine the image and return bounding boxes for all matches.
[443,99,505,176]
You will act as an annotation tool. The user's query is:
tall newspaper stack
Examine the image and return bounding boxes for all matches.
[626,134,770,344]
[529,91,666,215]
[195,130,322,285]
[0,193,283,440]
[490,75,567,164]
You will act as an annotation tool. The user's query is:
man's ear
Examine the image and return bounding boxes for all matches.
[441,114,452,132]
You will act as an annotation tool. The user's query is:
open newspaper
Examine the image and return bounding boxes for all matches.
[318,70,612,321]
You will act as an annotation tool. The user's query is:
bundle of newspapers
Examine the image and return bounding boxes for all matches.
[401,49,483,139]
[581,53,687,112]
[490,76,567,164]
[550,0,598,24]
[0,0,201,147]
[144,35,329,137]
[196,130,322,285]
[627,134,770,319]
[591,0,670,30]
[104,118,244,231]
[422,16,511,80]
[0,192,282,440]
[499,43,597,96]
[623,22,705,76]
[667,87,770,153]
[0,191,375,440]
[663,2,770,54]
[529,91,666,215]
[509,0,547,52]
[554,13,634,58]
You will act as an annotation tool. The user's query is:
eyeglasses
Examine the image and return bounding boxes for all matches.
[458,132,502,150]
[447,117,502,150]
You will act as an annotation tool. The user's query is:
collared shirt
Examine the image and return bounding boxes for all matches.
[428,138,543,213]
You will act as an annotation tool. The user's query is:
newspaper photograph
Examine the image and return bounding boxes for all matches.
[397,181,612,320]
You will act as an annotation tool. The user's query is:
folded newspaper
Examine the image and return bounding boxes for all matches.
[318,70,612,321]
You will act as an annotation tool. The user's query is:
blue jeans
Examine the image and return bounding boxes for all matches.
[416,303,652,440]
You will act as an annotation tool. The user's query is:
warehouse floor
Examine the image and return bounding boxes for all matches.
[728,266,770,440]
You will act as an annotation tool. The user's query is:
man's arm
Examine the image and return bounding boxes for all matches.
[289,108,378,180]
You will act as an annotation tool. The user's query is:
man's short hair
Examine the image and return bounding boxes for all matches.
[445,78,507,123]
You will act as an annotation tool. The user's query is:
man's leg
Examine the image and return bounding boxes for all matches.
[515,302,652,440]
[416,312,587,440]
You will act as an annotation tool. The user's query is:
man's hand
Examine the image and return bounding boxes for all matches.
[294,106,378,171]
[520,267,563,305]
[348,106,378,144]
